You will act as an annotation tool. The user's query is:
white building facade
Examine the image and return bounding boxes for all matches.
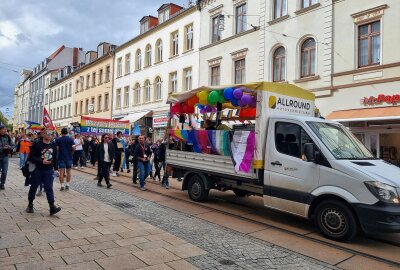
[13,70,32,132]
[197,0,261,86]
[113,4,200,139]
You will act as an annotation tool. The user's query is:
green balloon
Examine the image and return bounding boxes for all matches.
[219,92,227,103]
[207,90,219,105]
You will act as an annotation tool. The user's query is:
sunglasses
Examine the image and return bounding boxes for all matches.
[45,131,55,136]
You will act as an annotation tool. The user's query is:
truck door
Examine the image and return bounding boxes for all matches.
[266,120,320,217]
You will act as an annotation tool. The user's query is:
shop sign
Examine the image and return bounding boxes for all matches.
[153,114,169,128]
[363,94,400,106]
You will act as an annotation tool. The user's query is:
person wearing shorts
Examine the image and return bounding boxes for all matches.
[56,128,75,191]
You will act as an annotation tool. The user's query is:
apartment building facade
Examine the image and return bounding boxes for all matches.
[197,0,260,86]
[72,43,115,123]
[113,3,200,139]
[28,46,85,124]
[13,70,32,133]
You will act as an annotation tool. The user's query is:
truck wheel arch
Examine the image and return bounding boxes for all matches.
[182,171,210,191]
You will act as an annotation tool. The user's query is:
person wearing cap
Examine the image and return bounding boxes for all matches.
[0,125,15,190]
[26,129,61,215]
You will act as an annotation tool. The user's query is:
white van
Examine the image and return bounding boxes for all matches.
[166,82,400,241]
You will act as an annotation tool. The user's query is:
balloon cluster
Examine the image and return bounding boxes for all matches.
[171,87,257,115]
[223,87,257,108]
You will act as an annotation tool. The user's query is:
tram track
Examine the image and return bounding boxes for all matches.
[74,167,400,268]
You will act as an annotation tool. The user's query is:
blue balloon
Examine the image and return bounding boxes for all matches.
[223,87,234,100]
[197,104,205,109]
[231,97,239,107]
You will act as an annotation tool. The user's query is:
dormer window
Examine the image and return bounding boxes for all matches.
[159,9,170,23]
[97,43,104,58]
[141,21,149,34]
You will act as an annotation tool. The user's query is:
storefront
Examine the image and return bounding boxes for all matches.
[152,113,169,141]
[320,86,400,167]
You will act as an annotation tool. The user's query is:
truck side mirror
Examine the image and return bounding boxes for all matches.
[304,143,316,162]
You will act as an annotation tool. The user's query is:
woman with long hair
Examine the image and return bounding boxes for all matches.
[95,134,115,188]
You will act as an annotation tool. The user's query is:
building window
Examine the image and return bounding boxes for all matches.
[212,16,222,43]
[154,77,162,101]
[140,21,149,34]
[144,80,151,102]
[210,66,220,86]
[105,93,110,110]
[274,0,287,19]
[92,72,96,87]
[85,99,89,114]
[105,66,110,82]
[156,39,163,62]
[86,75,90,89]
[171,31,179,56]
[234,59,246,84]
[57,107,59,120]
[45,94,48,105]
[273,46,286,82]
[125,54,131,74]
[68,104,71,117]
[169,72,178,93]
[159,8,170,23]
[185,24,194,51]
[134,83,141,105]
[97,95,102,111]
[69,83,72,96]
[358,21,380,67]
[145,44,152,66]
[80,100,83,115]
[136,49,142,70]
[61,86,64,100]
[302,0,317,8]
[116,88,121,108]
[80,76,84,91]
[184,67,192,91]
[236,3,247,34]
[300,38,316,77]
[117,58,122,77]
[99,69,103,84]
[75,102,78,116]
[123,86,129,107]
[64,105,67,118]
[90,97,95,113]
[64,84,68,98]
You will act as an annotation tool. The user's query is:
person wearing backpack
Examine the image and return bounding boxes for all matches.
[0,125,15,190]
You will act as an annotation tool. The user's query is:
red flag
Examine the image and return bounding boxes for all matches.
[43,107,56,130]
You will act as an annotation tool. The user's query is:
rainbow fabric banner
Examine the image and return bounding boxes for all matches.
[25,121,42,131]
[169,129,231,156]
[231,130,256,173]
[80,116,130,137]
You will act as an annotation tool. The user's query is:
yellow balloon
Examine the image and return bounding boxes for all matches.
[199,97,208,105]
[198,91,209,100]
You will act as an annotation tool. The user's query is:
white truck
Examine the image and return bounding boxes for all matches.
[166,82,400,241]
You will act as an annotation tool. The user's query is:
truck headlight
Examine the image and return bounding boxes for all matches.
[365,181,400,204]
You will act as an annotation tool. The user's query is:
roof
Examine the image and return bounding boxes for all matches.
[167,81,315,104]
[140,15,157,22]
[326,106,400,122]
[157,3,183,12]
[48,45,65,60]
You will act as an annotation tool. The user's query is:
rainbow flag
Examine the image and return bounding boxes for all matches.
[25,121,42,131]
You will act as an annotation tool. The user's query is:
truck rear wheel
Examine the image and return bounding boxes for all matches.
[314,199,358,242]
[187,174,209,202]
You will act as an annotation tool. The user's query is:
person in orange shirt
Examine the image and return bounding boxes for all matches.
[17,134,32,169]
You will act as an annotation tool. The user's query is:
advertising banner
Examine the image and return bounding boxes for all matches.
[152,114,169,128]
[80,116,130,137]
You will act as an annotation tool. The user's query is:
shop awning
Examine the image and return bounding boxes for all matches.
[120,111,151,123]
[326,107,400,122]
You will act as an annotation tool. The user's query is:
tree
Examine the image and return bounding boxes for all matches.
[0,111,12,131]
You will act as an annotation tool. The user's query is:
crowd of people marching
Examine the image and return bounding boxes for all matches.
[0,125,169,216]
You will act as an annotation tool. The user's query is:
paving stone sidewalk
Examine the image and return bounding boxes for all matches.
[0,161,203,270]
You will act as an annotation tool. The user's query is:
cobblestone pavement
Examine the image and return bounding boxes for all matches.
[66,175,339,269]
[0,160,203,270]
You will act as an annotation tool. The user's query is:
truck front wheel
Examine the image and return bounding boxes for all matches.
[314,199,358,241]
[188,175,209,202]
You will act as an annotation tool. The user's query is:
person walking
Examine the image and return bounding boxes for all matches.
[120,137,127,173]
[152,139,164,182]
[129,136,139,184]
[112,132,124,176]
[26,129,61,215]
[0,125,15,190]
[135,135,151,191]
[17,134,32,169]
[73,134,84,168]
[96,134,115,188]
[159,141,169,189]
[82,136,90,167]
[56,128,75,191]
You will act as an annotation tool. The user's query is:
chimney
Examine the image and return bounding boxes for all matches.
[73,48,79,67]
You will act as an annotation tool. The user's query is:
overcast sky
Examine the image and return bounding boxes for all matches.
[0,0,188,120]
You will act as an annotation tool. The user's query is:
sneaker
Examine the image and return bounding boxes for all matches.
[166,186,169,189]
[49,205,61,216]
[80,166,85,169]
[97,182,103,187]
[0,185,4,190]
[112,172,117,177]
[37,190,42,196]
[107,184,113,189]
[60,186,65,191]
[140,187,146,191]
[65,185,69,190]
[26,204,34,213]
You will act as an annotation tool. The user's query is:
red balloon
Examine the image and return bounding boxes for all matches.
[171,103,183,114]
[183,104,195,114]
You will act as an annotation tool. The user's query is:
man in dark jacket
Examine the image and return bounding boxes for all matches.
[112,131,124,177]
[26,129,61,215]
[96,134,115,188]
[0,125,15,190]
[128,136,139,184]
[135,135,152,191]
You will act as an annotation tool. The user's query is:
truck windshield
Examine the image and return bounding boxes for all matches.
[307,121,375,160]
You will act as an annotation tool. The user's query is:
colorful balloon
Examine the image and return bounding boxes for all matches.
[199,96,208,105]
[233,88,243,100]
[223,87,234,100]
[207,91,219,105]
[231,97,239,107]
[241,94,253,106]
[198,91,209,101]
[249,97,257,108]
